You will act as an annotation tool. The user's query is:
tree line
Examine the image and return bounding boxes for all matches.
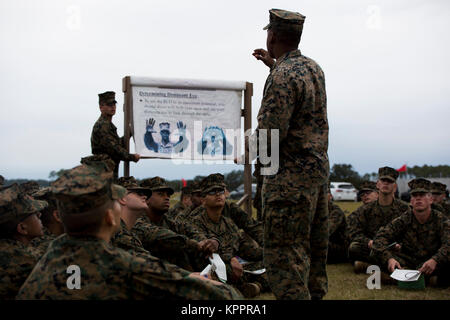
[330,164,450,190]
[3,164,449,192]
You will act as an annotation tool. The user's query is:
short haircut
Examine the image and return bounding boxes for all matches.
[0,213,35,239]
[271,26,302,48]
[39,199,58,229]
[0,222,18,239]
[61,200,113,236]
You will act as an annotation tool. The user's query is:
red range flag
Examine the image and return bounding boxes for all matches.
[397,164,407,172]
[181,178,187,187]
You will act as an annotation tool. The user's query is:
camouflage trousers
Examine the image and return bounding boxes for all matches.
[327,241,349,264]
[348,241,378,264]
[262,184,329,300]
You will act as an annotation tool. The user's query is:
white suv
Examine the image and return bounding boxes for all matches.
[330,182,358,201]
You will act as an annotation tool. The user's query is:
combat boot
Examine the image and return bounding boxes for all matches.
[380,272,397,285]
[428,276,438,288]
[353,261,370,274]
[239,282,261,298]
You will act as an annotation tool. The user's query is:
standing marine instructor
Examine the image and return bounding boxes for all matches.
[91,91,140,179]
[254,9,330,300]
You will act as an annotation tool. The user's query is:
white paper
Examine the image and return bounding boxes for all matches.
[132,85,242,160]
[244,268,266,275]
[200,264,212,277]
[390,269,421,282]
[209,253,227,283]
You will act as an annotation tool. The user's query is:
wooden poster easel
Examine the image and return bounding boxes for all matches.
[121,76,253,216]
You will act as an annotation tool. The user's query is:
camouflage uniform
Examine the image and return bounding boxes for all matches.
[357,180,378,200]
[372,211,449,284]
[90,91,136,179]
[133,177,209,271]
[258,9,330,300]
[19,181,40,195]
[29,187,60,256]
[167,201,187,220]
[0,239,41,299]
[0,184,48,299]
[29,227,56,257]
[431,182,450,218]
[327,201,349,263]
[80,154,117,173]
[192,209,266,284]
[183,174,264,246]
[111,219,151,258]
[133,214,209,271]
[371,179,449,286]
[347,167,409,263]
[253,161,264,221]
[191,176,268,292]
[139,177,210,240]
[174,181,203,221]
[17,234,241,300]
[372,180,449,287]
[17,164,241,300]
[166,184,192,220]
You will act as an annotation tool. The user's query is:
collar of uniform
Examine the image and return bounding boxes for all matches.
[119,218,128,231]
[99,114,112,122]
[273,49,302,70]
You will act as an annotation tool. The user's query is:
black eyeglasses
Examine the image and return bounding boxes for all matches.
[206,189,225,196]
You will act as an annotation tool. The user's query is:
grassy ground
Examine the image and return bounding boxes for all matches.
[256,261,450,300]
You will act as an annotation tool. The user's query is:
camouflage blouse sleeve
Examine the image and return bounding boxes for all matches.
[132,219,191,252]
[166,214,208,242]
[372,213,409,265]
[257,69,301,143]
[130,259,241,300]
[347,206,371,245]
[92,119,135,161]
[329,202,345,236]
[432,215,450,265]
[228,202,264,246]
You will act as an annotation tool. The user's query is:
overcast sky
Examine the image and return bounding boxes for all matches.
[1,0,449,181]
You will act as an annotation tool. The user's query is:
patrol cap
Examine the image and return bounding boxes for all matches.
[51,164,126,215]
[431,182,447,194]
[32,187,57,210]
[0,184,48,227]
[408,178,431,195]
[263,8,305,31]
[80,154,116,173]
[181,184,192,196]
[200,173,227,194]
[378,166,399,182]
[140,176,174,196]
[359,181,377,192]
[116,176,152,197]
[190,181,203,194]
[98,91,117,105]
[19,181,41,196]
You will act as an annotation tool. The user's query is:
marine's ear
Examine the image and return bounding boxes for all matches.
[53,210,62,223]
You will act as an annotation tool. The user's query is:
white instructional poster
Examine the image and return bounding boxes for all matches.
[132,85,242,160]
